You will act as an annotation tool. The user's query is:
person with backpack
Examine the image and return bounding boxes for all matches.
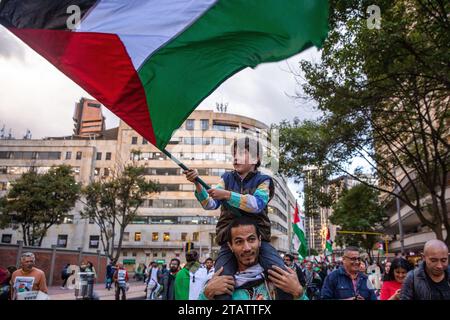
[105,260,116,290]
[60,263,70,289]
[113,263,129,300]
[146,261,162,300]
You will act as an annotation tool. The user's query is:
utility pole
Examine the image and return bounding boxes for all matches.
[396,196,405,256]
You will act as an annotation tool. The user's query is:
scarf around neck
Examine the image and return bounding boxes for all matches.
[234,264,264,288]
[185,261,200,274]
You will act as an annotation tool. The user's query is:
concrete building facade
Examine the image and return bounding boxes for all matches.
[0,107,296,268]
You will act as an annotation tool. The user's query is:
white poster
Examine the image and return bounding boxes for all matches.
[13,276,34,293]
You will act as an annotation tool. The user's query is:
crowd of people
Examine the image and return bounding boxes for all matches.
[1,137,448,301]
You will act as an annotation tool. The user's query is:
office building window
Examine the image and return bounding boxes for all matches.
[65,152,72,160]
[132,252,137,257]
[103,168,110,177]
[185,119,195,130]
[152,232,159,242]
[57,235,68,248]
[163,233,170,242]
[76,152,82,160]
[181,233,187,241]
[123,232,129,241]
[135,232,142,241]
[94,168,100,176]
[142,138,148,144]
[193,232,199,242]
[89,235,100,248]
[63,215,74,224]
[96,152,102,160]
[153,252,158,257]
[123,251,128,257]
[105,152,112,160]
[1,234,12,243]
[201,119,209,130]
[131,136,138,144]
[162,252,166,258]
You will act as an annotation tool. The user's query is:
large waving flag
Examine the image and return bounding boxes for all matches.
[292,202,308,261]
[0,0,329,149]
[325,227,333,255]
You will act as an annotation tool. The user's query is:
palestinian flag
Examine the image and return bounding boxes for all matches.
[325,227,333,255]
[377,241,384,255]
[292,202,308,261]
[0,0,329,149]
[174,264,211,300]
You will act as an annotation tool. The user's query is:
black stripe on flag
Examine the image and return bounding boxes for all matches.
[0,0,99,29]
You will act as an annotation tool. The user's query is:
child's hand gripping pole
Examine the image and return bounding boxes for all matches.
[162,149,241,217]
[162,149,210,190]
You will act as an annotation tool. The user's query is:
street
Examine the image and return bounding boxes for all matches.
[47,280,147,300]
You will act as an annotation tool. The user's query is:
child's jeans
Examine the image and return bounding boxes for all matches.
[214,241,293,300]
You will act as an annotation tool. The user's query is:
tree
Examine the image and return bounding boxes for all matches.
[0,165,80,246]
[330,184,387,262]
[309,248,320,257]
[81,165,159,262]
[279,0,450,246]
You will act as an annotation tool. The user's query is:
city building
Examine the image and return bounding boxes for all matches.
[73,97,105,137]
[382,179,449,259]
[302,169,377,255]
[0,101,296,269]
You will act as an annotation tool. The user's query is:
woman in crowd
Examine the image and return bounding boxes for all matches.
[379,258,413,300]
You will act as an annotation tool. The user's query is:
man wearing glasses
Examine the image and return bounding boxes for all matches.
[320,246,377,300]
[283,254,306,287]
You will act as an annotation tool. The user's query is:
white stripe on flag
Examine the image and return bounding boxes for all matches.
[77,0,218,69]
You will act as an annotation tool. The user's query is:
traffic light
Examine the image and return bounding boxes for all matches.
[185,242,194,252]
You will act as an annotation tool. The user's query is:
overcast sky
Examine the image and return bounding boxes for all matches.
[0,26,358,204]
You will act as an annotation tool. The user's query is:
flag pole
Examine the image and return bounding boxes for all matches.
[162,148,211,190]
[162,148,242,217]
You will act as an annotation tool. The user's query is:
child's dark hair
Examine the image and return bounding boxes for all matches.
[226,216,261,243]
[385,258,413,281]
[231,137,262,169]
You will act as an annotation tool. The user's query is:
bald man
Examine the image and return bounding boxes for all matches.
[401,239,450,300]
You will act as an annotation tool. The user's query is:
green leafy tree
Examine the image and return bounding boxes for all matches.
[81,165,159,262]
[0,165,80,246]
[279,0,450,246]
[330,184,387,262]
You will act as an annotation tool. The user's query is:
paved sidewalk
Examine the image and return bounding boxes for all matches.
[48,280,147,300]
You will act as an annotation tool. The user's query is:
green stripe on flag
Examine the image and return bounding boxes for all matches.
[138,0,329,148]
[293,223,308,259]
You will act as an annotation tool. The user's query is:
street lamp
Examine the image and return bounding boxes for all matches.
[394,184,405,256]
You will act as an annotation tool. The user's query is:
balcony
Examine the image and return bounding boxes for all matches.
[119,240,211,250]
[389,230,446,252]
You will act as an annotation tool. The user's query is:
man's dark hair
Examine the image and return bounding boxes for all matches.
[284,254,294,261]
[232,137,262,169]
[226,216,261,243]
[170,258,180,266]
[186,250,199,263]
[204,257,213,263]
[385,258,413,281]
